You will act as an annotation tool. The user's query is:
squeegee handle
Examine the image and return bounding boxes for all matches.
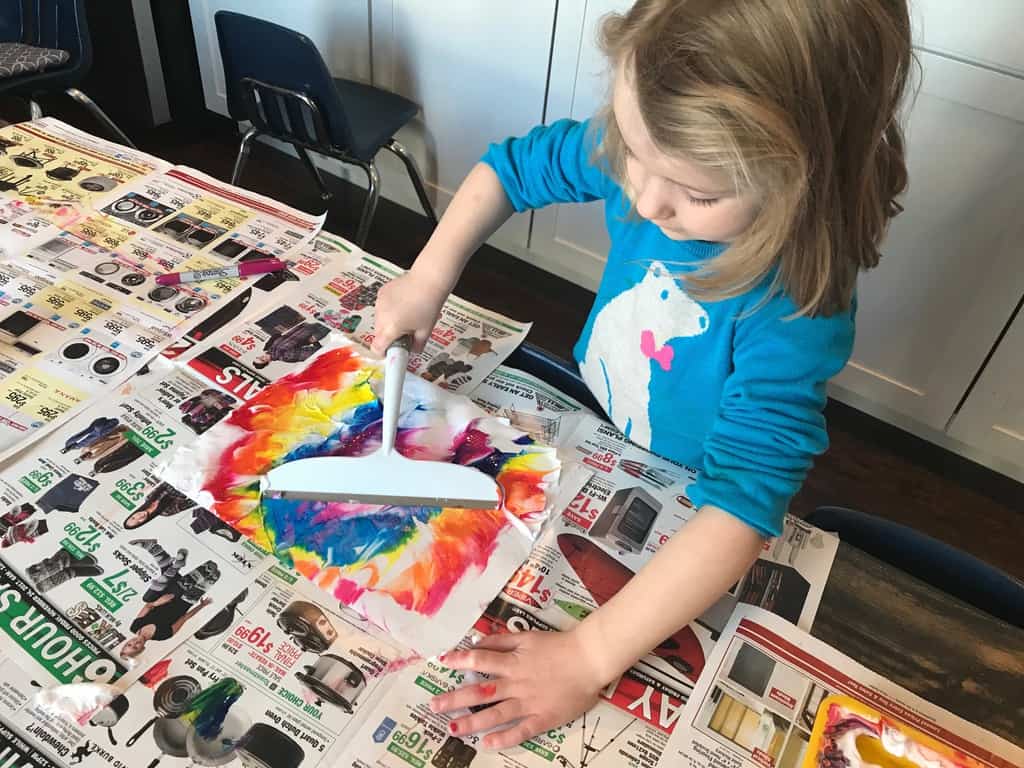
[381,335,412,455]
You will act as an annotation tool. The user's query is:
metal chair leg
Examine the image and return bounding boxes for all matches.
[65,88,136,148]
[355,160,381,247]
[384,138,437,224]
[296,146,332,202]
[28,99,43,120]
[231,127,259,185]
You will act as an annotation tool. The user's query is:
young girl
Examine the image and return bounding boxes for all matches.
[372,0,911,749]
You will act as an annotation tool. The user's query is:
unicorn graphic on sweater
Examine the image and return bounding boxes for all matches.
[580,261,709,447]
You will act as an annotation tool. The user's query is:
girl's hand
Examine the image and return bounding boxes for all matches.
[430,630,608,750]
[371,269,451,355]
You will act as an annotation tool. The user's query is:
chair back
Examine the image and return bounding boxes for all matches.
[29,0,90,68]
[214,11,353,152]
[0,0,26,43]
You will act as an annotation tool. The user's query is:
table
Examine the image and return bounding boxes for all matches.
[814,544,1024,746]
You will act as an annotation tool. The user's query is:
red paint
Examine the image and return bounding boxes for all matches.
[479,683,497,697]
[449,721,459,734]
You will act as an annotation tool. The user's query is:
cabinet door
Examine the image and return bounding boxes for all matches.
[947,306,1024,471]
[369,0,557,251]
[529,0,631,290]
[830,52,1024,431]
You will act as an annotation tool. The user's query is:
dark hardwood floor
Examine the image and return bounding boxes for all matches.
[8,102,1022,578]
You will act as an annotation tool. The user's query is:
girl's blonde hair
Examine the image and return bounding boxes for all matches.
[599,0,913,316]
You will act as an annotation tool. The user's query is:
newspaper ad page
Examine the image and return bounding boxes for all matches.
[470,365,594,448]
[0,255,177,457]
[0,156,329,455]
[1,564,406,768]
[180,251,531,397]
[663,606,1024,768]
[0,357,269,701]
[300,251,531,392]
[161,229,349,362]
[0,118,170,209]
[91,165,323,261]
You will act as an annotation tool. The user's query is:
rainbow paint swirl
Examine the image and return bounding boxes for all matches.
[175,340,560,649]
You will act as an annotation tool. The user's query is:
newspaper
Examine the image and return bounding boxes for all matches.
[0,120,327,459]
[0,118,170,209]
[179,250,532,396]
[90,165,322,255]
[1,564,407,768]
[0,357,270,692]
[471,365,594,447]
[329,637,686,768]
[0,254,178,458]
[663,606,1024,768]
[160,230,349,361]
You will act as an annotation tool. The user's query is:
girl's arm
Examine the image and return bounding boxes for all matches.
[371,163,513,354]
[433,506,763,749]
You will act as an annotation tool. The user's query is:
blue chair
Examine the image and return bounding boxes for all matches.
[0,0,135,147]
[214,11,438,247]
[809,505,1024,629]
[504,342,605,416]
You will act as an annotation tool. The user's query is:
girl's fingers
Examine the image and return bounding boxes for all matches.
[472,632,524,652]
[430,680,505,714]
[442,648,515,676]
[411,329,430,353]
[482,716,544,751]
[449,699,524,737]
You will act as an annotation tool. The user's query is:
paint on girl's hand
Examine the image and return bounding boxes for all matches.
[165,337,562,655]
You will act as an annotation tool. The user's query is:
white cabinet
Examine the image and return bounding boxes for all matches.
[368,1,557,252]
[948,308,1024,474]
[528,0,627,291]
[830,52,1024,432]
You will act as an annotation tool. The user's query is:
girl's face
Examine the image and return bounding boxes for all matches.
[612,65,760,242]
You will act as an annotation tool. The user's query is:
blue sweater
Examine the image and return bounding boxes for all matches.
[483,119,855,537]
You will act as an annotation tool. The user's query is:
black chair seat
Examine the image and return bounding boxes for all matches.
[0,42,69,79]
[0,0,134,148]
[332,77,419,162]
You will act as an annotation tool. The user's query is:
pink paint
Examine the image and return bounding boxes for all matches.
[375,654,424,677]
[640,330,674,371]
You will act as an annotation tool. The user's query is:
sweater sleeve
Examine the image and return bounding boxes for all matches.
[481,118,612,212]
[688,296,855,537]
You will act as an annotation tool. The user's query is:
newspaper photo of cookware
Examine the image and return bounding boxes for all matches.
[88,693,129,745]
[276,600,339,654]
[294,653,367,712]
[236,723,305,768]
[125,675,201,747]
